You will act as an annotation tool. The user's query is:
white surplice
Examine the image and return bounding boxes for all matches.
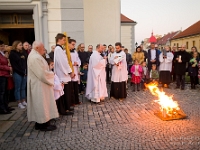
[54,74,64,100]
[159,52,174,72]
[54,45,72,83]
[85,51,108,102]
[110,51,128,82]
[70,50,81,81]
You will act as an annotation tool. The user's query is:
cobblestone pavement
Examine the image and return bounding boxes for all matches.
[0,83,200,150]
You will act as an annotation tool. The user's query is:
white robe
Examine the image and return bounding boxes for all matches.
[159,52,174,72]
[85,51,108,102]
[110,51,128,82]
[54,74,64,100]
[70,50,81,81]
[54,45,72,83]
[27,49,59,123]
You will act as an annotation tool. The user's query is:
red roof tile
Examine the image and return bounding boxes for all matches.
[121,14,135,23]
[157,31,180,45]
[173,20,200,39]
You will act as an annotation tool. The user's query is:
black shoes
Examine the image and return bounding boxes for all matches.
[0,110,12,114]
[35,122,57,131]
[61,111,74,115]
[7,107,15,111]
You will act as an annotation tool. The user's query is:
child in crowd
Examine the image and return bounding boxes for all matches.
[141,61,148,90]
[189,52,199,89]
[150,64,159,82]
[130,59,143,91]
[46,58,66,115]
[80,63,88,94]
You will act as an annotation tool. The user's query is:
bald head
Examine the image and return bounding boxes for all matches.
[96,44,104,53]
[32,41,45,55]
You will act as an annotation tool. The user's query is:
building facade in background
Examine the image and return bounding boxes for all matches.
[121,14,137,54]
[0,0,136,52]
[171,21,200,51]
[157,31,181,50]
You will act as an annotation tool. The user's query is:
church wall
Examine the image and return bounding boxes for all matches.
[121,24,136,54]
[83,0,121,49]
[47,0,62,50]
[60,0,84,47]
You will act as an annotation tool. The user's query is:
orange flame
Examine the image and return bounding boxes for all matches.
[145,82,180,116]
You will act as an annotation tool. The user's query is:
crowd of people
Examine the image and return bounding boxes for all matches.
[0,34,199,131]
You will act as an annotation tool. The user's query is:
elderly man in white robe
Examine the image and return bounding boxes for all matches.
[110,42,128,101]
[27,41,59,131]
[159,45,174,88]
[86,44,108,104]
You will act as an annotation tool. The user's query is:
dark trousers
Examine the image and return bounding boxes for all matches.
[106,65,110,82]
[190,76,197,87]
[56,95,67,114]
[79,81,87,92]
[132,83,140,91]
[176,75,185,88]
[172,73,176,82]
[0,77,8,111]
[63,82,74,110]
[72,81,80,104]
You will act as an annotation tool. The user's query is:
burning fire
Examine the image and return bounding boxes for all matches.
[145,82,180,117]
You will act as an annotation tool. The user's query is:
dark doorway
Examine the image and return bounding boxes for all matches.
[0,28,35,46]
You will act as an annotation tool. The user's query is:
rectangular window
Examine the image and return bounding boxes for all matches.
[193,41,195,46]
[174,43,176,46]
[199,40,200,49]
[186,42,188,49]
[177,43,179,48]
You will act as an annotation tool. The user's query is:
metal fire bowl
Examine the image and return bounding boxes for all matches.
[154,109,187,121]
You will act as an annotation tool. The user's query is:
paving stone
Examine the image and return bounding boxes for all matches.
[0,84,200,149]
[0,121,15,133]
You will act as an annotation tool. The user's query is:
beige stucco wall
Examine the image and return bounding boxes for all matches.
[121,24,136,54]
[171,35,200,51]
[83,0,121,49]
[47,0,62,50]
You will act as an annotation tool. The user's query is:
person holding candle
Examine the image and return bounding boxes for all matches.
[173,45,190,90]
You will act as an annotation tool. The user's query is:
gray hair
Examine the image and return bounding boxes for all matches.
[32,41,43,50]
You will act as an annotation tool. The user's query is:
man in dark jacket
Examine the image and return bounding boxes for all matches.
[124,48,132,74]
[78,43,89,67]
[173,45,190,90]
[147,43,160,71]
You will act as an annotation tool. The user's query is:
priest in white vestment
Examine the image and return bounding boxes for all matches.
[27,41,58,131]
[159,46,174,87]
[86,44,108,103]
[110,42,128,101]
